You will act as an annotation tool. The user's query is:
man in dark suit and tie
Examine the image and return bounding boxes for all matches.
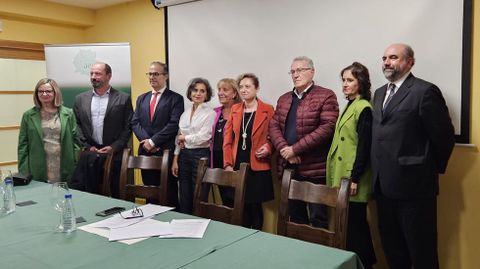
[371,43,455,269]
[73,62,133,197]
[131,61,184,207]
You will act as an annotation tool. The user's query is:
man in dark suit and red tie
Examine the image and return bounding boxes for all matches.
[371,43,455,269]
[131,61,184,207]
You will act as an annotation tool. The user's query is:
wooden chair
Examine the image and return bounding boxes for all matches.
[118,148,169,205]
[277,169,351,249]
[100,151,114,196]
[193,158,248,225]
[72,149,113,196]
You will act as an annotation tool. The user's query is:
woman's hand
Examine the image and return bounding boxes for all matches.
[350,182,358,196]
[255,144,270,159]
[172,155,179,177]
[224,166,233,171]
[177,134,186,149]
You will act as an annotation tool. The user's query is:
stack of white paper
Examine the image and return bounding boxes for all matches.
[109,219,172,241]
[79,204,174,244]
[90,204,174,229]
[78,224,146,245]
[79,204,211,244]
[159,219,210,239]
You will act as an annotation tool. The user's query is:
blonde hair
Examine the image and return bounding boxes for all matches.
[33,78,63,108]
[217,78,241,104]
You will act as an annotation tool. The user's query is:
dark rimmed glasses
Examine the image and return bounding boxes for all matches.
[118,206,144,219]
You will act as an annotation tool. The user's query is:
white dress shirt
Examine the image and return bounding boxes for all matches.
[293,82,313,99]
[91,88,110,145]
[383,72,410,107]
[174,103,216,155]
[148,86,166,147]
[150,86,166,112]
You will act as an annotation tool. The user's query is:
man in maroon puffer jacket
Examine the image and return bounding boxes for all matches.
[269,56,339,227]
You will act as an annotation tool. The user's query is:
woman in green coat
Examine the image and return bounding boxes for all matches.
[18,78,80,183]
[326,62,376,269]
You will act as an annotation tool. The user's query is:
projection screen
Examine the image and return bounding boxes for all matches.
[167,0,471,142]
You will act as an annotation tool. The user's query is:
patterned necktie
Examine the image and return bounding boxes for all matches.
[383,83,396,111]
[150,92,159,121]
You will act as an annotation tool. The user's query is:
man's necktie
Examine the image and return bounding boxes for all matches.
[150,92,159,121]
[383,83,396,111]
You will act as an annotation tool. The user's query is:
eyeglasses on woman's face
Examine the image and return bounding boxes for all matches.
[37,90,54,96]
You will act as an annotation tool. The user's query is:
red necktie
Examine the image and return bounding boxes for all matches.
[150,92,158,121]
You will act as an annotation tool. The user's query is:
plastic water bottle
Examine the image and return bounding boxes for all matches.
[1,179,16,215]
[61,194,76,233]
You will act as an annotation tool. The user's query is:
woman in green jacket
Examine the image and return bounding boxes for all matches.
[326,62,376,269]
[18,78,80,183]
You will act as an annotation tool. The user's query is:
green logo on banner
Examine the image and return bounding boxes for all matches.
[73,49,96,75]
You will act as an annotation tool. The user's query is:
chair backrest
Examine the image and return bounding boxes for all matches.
[118,148,169,205]
[100,151,113,196]
[277,169,351,249]
[193,158,248,225]
[75,149,113,196]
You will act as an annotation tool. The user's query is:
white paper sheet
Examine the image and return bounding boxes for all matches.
[78,223,147,245]
[109,219,172,241]
[90,204,174,229]
[159,219,210,239]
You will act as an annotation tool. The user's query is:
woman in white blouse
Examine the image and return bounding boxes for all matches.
[172,77,216,214]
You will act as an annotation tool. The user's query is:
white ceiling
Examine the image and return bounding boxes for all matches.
[46,0,135,10]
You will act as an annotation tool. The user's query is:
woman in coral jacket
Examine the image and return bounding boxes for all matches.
[223,73,275,230]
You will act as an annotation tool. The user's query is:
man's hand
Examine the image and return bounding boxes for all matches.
[141,139,155,152]
[280,146,295,160]
[97,146,113,154]
[287,156,301,164]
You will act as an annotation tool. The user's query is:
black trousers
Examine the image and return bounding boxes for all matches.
[177,148,209,214]
[347,202,376,269]
[376,194,438,269]
[288,173,328,228]
[109,159,121,198]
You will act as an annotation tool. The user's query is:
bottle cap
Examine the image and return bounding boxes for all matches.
[64,194,72,199]
[5,179,13,184]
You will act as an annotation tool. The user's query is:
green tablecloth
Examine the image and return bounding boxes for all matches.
[183,231,364,269]
[1,181,363,269]
[0,181,256,269]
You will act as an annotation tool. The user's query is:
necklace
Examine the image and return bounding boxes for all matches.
[241,111,254,150]
[216,114,225,133]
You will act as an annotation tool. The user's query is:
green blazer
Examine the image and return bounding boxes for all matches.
[18,106,80,182]
[326,97,372,203]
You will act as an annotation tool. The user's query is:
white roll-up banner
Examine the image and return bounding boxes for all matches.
[44,43,131,108]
